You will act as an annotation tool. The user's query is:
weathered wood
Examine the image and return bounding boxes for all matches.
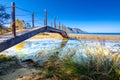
[44,9,47,26]
[0,26,68,52]
[54,17,56,29]
[58,21,60,30]
[32,12,34,28]
[11,2,16,37]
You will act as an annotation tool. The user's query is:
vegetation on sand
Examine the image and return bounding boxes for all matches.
[40,42,120,80]
[0,55,12,62]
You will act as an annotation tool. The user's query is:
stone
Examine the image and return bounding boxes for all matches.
[79,75,90,80]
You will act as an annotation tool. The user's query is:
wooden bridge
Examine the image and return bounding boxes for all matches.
[0,2,69,52]
[0,26,68,52]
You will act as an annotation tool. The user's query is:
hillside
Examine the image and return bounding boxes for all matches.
[65,27,86,33]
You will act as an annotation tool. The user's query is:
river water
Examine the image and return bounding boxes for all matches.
[1,38,120,62]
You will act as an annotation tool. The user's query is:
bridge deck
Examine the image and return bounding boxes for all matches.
[0,26,68,52]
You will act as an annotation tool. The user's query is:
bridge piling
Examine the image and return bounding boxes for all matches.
[32,12,34,28]
[59,21,60,30]
[11,2,16,37]
[51,22,53,27]
[44,9,47,27]
[54,17,56,29]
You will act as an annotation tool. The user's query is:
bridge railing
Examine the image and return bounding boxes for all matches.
[0,2,68,37]
[0,2,43,36]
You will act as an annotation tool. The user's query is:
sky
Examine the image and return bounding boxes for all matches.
[0,0,120,33]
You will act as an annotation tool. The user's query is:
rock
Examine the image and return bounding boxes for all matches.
[79,75,90,80]
[22,59,34,63]
[21,59,36,68]
[0,70,2,75]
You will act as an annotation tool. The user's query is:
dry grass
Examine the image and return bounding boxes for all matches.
[69,34,120,40]
[35,42,120,80]
[29,32,120,40]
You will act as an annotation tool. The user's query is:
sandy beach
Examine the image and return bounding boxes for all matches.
[0,54,42,80]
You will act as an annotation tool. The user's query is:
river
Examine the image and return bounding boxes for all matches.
[1,38,120,62]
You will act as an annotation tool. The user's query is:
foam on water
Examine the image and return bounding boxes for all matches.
[1,38,120,61]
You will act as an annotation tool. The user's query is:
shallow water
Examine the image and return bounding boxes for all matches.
[1,38,120,62]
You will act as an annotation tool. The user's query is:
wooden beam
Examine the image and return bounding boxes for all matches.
[0,26,68,52]
[11,2,16,37]
[44,9,47,26]
[54,17,56,29]
[32,12,34,28]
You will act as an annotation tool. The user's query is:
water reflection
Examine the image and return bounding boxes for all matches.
[60,39,68,48]
[2,38,69,61]
[14,42,25,51]
[1,38,120,62]
[34,38,68,60]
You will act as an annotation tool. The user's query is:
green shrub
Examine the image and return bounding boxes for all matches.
[0,55,12,62]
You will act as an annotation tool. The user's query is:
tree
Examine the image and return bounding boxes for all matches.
[25,22,31,28]
[0,5,10,27]
[21,20,31,28]
[16,19,24,30]
[9,19,25,30]
[0,5,10,34]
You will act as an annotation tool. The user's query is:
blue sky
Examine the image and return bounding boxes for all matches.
[0,0,120,33]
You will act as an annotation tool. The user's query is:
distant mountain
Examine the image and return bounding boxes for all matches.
[37,26,86,34]
[65,27,86,33]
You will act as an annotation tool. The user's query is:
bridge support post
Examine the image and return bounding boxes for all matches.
[54,17,56,29]
[44,9,47,27]
[11,2,16,37]
[59,21,60,30]
[62,24,64,31]
[51,22,53,27]
[32,12,34,28]
[64,26,66,32]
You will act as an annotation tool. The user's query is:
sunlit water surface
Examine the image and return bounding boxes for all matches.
[1,38,120,62]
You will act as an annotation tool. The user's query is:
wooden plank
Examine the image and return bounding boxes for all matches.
[0,26,68,52]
